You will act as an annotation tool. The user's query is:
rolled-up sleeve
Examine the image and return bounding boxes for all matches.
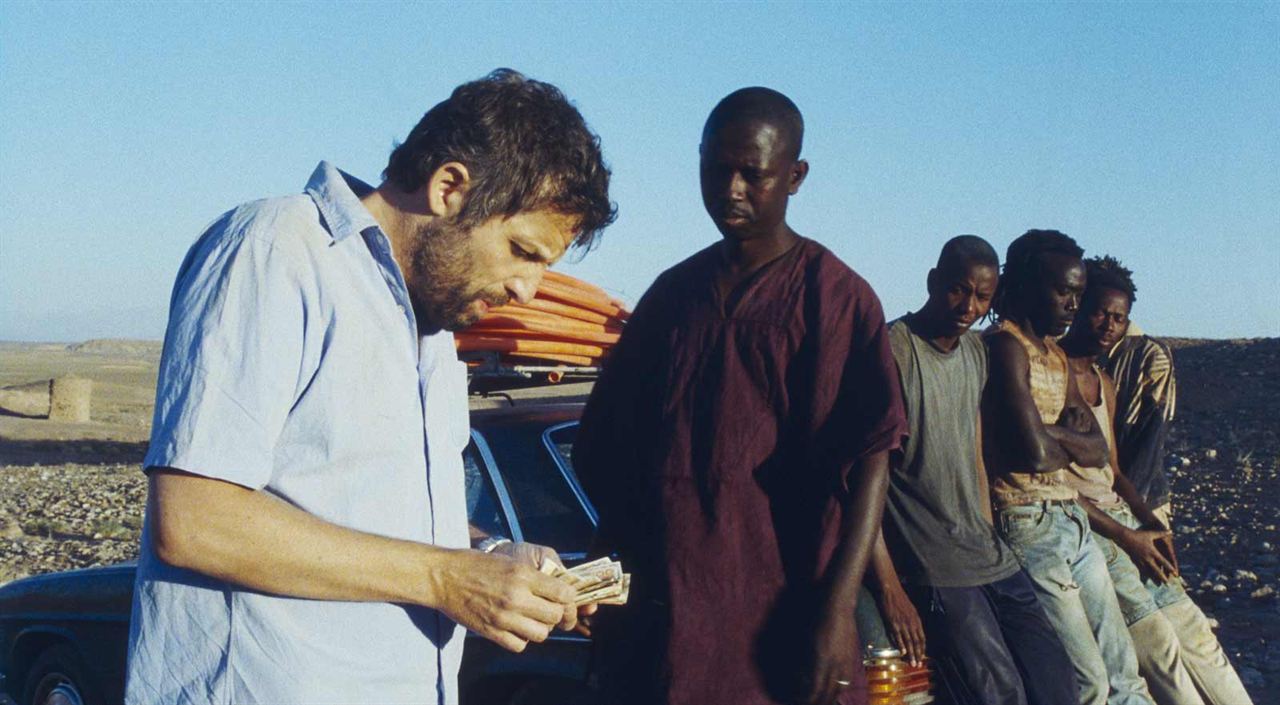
[812,271,908,493]
[144,213,308,490]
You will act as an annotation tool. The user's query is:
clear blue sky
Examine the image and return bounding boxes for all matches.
[2,2,1277,341]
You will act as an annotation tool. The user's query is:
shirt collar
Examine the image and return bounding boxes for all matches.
[304,161,381,243]
[1106,321,1145,355]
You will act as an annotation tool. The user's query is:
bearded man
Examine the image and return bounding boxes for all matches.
[126,69,615,705]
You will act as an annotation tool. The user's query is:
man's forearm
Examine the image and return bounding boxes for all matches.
[149,468,581,652]
[1113,472,1162,528]
[1077,495,1130,543]
[150,469,454,606]
[1045,424,1108,468]
[869,528,903,595]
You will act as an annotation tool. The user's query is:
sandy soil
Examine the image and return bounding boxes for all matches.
[1,338,1276,700]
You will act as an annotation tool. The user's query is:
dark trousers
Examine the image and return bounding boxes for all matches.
[907,570,1077,705]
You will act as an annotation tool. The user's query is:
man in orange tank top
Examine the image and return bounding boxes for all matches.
[982,230,1153,705]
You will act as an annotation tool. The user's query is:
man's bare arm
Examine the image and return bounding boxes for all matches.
[1078,493,1177,584]
[804,450,891,705]
[868,529,926,665]
[1044,367,1109,468]
[1097,370,1167,530]
[1045,424,1108,468]
[1076,369,1176,583]
[982,333,1070,473]
[149,469,577,652]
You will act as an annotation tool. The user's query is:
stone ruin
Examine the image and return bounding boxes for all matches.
[0,376,93,422]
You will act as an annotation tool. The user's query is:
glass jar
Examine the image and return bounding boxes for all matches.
[863,646,934,705]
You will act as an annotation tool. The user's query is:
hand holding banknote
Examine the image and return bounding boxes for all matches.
[538,555,630,635]
[492,541,604,631]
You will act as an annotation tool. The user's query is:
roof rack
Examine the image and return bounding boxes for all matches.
[462,350,600,394]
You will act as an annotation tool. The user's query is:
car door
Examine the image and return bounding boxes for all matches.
[458,420,599,705]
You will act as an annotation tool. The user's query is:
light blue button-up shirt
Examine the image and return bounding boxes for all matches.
[126,162,471,705]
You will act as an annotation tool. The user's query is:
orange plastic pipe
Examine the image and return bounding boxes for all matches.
[479,308,622,335]
[507,352,597,367]
[519,298,612,325]
[536,281,624,318]
[455,335,606,358]
[465,327,621,346]
[542,270,609,300]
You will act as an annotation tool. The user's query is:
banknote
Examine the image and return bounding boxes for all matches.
[540,556,629,606]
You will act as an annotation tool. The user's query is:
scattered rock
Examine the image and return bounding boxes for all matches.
[1252,586,1276,600]
[1205,448,1218,460]
[0,463,145,580]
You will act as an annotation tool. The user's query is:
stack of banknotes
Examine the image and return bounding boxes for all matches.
[539,556,630,606]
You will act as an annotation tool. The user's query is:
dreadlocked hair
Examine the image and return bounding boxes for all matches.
[992,229,1084,320]
[1084,255,1137,310]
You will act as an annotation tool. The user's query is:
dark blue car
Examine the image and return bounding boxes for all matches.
[0,403,598,705]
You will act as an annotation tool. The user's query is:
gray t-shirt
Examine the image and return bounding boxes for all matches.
[885,317,1020,587]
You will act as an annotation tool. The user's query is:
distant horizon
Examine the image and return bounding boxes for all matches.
[3,3,1277,341]
[6,328,1279,347]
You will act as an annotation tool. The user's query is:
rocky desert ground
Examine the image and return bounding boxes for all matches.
[1,337,1276,701]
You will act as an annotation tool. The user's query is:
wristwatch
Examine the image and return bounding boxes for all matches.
[476,536,513,554]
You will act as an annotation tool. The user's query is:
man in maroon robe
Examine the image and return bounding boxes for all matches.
[574,88,907,705]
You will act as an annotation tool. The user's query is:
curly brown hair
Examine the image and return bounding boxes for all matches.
[384,69,616,250]
[1084,255,1138,308]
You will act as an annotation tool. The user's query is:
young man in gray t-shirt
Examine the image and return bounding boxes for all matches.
[868,236,1075,705]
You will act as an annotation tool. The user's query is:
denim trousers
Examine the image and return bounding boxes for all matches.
[855,584,894,651]
[1094,507,1253,705]
[997,501,1153,705]
[906,570,1077,705]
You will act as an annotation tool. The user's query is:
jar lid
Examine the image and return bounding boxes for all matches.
[868,647,902,659]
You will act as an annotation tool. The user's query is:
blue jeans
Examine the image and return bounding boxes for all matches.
[1094,507,1253,705]
[855,584,894,650]
[906,570,1077,705]
[1095,507,1189,624]
[997,501,1153,705]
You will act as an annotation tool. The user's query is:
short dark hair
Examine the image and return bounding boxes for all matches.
[384,69,616,250]
[937,234,999,271]
[993,229,1084,319]
[703,87,804,160]
[1084,255,1138,308]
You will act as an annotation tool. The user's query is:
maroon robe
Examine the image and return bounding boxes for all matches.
[575,237,907,705]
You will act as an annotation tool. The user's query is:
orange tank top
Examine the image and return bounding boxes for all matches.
[985,320,1078,508]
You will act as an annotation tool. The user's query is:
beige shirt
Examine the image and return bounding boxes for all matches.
[985,320,1079,508]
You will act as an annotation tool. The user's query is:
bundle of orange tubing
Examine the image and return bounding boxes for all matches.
[455,270,630,368]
